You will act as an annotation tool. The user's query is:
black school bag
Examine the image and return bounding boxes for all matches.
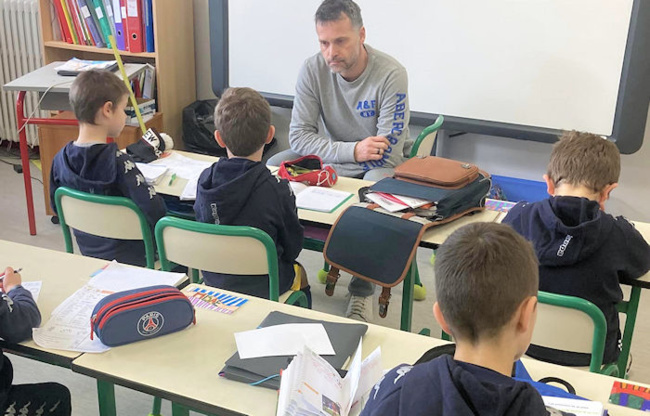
[323,156,491,317]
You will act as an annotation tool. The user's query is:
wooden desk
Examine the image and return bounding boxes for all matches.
[70,283,648,416]
[0,239,109,366]
[155,151,501,248]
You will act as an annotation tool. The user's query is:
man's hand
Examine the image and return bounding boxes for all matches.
[354,136,390,162]
[2,267,21,293]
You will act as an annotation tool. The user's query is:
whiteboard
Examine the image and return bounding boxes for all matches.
[227,0,633,137]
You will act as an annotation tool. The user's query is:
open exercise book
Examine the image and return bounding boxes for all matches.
[290,182,352,213]
[32,261,186,353]
[276,341,382,416]
[543,396,605,416]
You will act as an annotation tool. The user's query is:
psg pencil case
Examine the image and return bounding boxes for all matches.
[91,285,195,347]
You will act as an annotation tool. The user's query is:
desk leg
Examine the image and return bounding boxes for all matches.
[96,379,117,416]
[16,91,36,235]
[618,286,641,377]
[171,402,190,416]
[400,261,415,332]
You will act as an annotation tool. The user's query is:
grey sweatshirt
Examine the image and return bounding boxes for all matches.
[289,44,410,178]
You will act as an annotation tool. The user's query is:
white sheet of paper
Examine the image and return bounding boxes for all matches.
[149,152,211,180]
[87,261,185,292]
[294,186,352,213]
[180,175,199,201]
[135,163,169,185]
[22,281,42,303]
[235,323,335,359]
[33,285,110,353]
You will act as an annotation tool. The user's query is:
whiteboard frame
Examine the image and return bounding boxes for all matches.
[209,0,649,154]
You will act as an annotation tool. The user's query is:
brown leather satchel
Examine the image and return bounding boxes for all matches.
[394,156,480,189]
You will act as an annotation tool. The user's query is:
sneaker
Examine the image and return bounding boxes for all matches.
[346,295,373,322]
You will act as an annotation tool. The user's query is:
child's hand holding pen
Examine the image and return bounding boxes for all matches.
[0,267,23,293]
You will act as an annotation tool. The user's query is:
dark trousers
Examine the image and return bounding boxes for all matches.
[2,382,71,415]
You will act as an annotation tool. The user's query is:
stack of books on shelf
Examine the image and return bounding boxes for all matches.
[51,0,155,53]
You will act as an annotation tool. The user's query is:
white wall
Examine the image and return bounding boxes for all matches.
[192,2,650,221]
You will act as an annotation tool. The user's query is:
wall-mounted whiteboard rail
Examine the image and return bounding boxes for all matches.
[209,0,650,154]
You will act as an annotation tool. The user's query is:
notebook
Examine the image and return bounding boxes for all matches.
[135,163,169,185]
[290,182,352,213]
[220,311,368,390]
[56,58,118,76]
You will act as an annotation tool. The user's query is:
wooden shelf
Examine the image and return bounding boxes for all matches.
[38,0,196,146]
[43,41,156,59]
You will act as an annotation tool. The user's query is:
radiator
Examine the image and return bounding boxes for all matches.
[0,0,44,146]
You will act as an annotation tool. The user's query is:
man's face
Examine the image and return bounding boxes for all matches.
[316,14,365,78]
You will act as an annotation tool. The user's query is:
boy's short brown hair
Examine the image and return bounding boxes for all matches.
[434,222,538,344]
[547,131,621,192]
[214,87,271,157]
[69,70,128,125]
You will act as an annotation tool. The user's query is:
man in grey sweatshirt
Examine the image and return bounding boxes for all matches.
[268,0,410,321]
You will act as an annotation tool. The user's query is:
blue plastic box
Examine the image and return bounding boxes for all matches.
[490,175,547,203]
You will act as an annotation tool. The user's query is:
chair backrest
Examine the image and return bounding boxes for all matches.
[54,186,155,268]
[533,291,607,373]
[154,216,280,301]
[410,115,444,158]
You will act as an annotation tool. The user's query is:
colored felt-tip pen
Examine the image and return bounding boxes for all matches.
[168,173,177,186]
[0,268,22,280]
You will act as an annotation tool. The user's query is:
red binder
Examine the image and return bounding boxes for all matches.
[53,0,73,43]
[125,0,143,53]
[119,0,129,51]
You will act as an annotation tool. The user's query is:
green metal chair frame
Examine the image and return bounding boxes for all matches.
[536,291,617,375]
[155,216,309,307]
[409,115,445,158]
[616,286,641,377]
[53,187,156,269]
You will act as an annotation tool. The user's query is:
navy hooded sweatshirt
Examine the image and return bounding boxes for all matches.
[503,196,650,365]
[50,142,167,267]
[0,286,42,408]
[361,355,550,416]
[193,158,304,299]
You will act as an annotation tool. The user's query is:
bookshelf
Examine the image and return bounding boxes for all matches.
[38,0,196,147]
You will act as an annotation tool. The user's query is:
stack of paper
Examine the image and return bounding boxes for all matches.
[55,58,118,76]
[366,191,431,213]
[135,163,169,185]
[149,152,213,201]
[276,341,382,416]
[290,182,353,213]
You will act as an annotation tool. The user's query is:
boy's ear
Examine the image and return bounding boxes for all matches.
[433,302,453,336]
[265,125,276,145]
[516,296,538,335]
[543,174,555,196]
[215,130,226,148]
[100,101,114,119]
[598,183,618,209]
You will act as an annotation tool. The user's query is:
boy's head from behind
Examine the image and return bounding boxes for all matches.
[545,131,620,208]
[69,70,129,138]
[214,87,275,159]
[434,223,539,363]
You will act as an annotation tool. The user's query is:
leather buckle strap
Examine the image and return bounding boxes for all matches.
[378,287,392,318]
[325,266,340,296]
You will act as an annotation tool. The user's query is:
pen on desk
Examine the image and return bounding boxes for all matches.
[168,173,177,186]
[0,268,22,280]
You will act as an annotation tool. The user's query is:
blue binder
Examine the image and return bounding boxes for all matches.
[143,0,154,52]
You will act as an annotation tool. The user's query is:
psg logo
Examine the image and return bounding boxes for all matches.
[137,311,165,336]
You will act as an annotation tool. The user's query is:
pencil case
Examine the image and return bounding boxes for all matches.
[278,154,338,187]
[90,285,195,347]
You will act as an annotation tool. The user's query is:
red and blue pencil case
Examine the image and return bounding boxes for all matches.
[91,285,195,347]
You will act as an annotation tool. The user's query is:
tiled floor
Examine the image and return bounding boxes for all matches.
[1,147,649,415]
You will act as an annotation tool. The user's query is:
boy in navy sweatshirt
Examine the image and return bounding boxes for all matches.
[194,87,309,303]
[362,223,549,416]
[50,70,167,267]
[0,267,71,415]
[502,131,650,367]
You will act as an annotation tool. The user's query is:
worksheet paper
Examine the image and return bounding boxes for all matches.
[32,261,186,353]
[234,323,335,359]
[290,182,353,213]
[22,281,42,303]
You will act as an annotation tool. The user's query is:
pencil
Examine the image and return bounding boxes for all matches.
[0,268,22,279]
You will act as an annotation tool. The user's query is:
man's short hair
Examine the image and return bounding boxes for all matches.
[547,130,621,192]
[214,87,271,157]
[69,70,129,125]
[315,0,363,28]
[434,222,539,344]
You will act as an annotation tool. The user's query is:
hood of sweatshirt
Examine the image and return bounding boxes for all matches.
[364,355,548,416]
[55,142,119,193]
[195,158,270,224]
[507,196,613,267]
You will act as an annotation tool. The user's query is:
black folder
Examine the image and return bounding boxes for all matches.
[220,311,368,389]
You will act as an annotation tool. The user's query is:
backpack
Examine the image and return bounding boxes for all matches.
[323,156,492,317]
